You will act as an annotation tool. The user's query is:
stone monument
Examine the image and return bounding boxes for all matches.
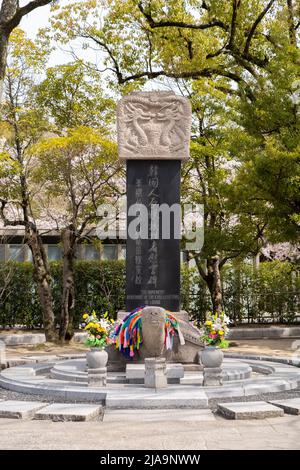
[111,91,202,365]
[117,91,190,312]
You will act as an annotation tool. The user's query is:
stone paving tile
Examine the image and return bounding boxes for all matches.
[0,415,299,449]
[0,400,47,419]
[268,398,300,415]
[34,403,103,422]
[105,388,208,409]
[218,401,284,420]
[206,441,299,450]
[266,415,300,434]
[104,409,216,423]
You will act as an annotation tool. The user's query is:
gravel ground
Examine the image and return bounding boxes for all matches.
[0,388,79,403]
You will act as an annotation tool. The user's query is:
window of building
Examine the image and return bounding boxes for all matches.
[84,245,100,261]
[102,245,118,260]
[8,245,25,262]
[48,245,62,261]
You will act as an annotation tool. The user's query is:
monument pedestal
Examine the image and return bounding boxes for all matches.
[126,362,184,384]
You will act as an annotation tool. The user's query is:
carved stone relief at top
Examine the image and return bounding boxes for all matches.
[117,91,192,161]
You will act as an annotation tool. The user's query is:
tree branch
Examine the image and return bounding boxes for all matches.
[137,1,228,32]
[219,257,229,269]
[192,254,208,282]
[81,31,247,87]
[0,198,35,229]
[0,0,53,33]
[80,34,123,83]
[228,0,240,50]
[117,67,243,86]
[244,0,276,55]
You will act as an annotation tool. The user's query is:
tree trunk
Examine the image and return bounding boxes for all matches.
[287,0,297,46]
[233,260,241,325]
[26,227,57,342]
[0,0,53,102]
[195,254,224,316]
[59,227,76,342]
[0,1,18,102]
[209,255,223,315]
[0,27,8,102]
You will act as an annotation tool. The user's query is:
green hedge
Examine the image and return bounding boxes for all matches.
[184,260,300,324]
[0,260,299,328]
[0,260,126,328]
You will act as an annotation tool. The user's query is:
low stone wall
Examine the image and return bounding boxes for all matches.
[0,332,88,346]
[0,333,46,346]
[228,326,300,340]
[1,326,299,345]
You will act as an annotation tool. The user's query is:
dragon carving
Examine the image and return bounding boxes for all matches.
[117,91,191,161]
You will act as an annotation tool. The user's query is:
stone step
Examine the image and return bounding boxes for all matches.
[217,401,284,420]
[103,409,215,423]
[106,389,208,409]
[268,398,300,415]
[34,403,103,422]
[0,400,48,419]
[180,375,203,385]
[183,364,202,372]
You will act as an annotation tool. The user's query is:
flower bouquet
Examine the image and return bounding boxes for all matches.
[82,310,115,349]
[201,311,230,349]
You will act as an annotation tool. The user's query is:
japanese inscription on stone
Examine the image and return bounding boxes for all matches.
[117,91,191,312]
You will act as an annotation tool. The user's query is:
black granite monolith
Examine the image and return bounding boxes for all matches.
[126,160,181,312]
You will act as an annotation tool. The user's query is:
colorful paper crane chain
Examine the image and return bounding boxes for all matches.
[112,306,183,358]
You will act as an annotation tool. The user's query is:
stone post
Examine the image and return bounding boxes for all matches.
[87,367,107,387]
[202,368,223,386]
[144,357,167,389]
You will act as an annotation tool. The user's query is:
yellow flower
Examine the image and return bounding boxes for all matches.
[219,330,224,335]
[82,313,89,319]
[205,320,212,326]
[211,330,216,335]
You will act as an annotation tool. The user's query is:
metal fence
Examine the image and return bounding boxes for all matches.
[187,291,300,325]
